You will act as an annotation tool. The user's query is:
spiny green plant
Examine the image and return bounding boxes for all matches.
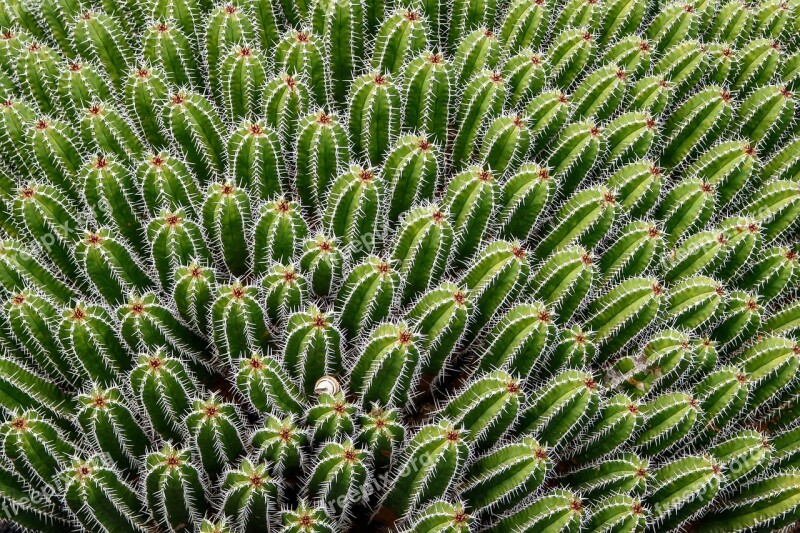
[0,0,798,530]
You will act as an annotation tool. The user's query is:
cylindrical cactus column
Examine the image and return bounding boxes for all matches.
[404,282,471,386]
[276,29,327,107]
[202,181,252,277]
[252,413,307,476]
[644,455,721,531]
[443,370,522,450]
[185,394,246,480]
[485,489,584,533]
[702,470,800,532]
[402,51,451,146]
[350,322,421,408]
[1,410,75,491]
[443,166,497,265]
[323,165,383,260]
[381,420,468,521]
[283,304,343,396]
[72,11,132,90]
[124,65,171,149]
[391,204,453,305]
[142,19,202,90]
[383,135,440,224]
[477,302,556,380]
[147,209,211,292]
[29,115,83,205]
[211,281,271,367]
[260,263,309,325]
[295,110,349,216]
[306,439,369,526]
[118,293,207,363]
[311,0,363,106]
[460,240,530,338]
[253,197,308,272]
[59,301,133,386]
[165,90,227,186]
[205,3,255,97]
[451,70,506,170]
[516,369,600,449]
[227,121,285,203]
[77,386,148,473]
[357,406,404,472]
[262,72,309,150]
[6,289,78,387]
[497,163,554,242]
[137,152,202,219]
[349,72,400,167]
[65,456,150,533]
[528,245,596,324]
[129,350,199,442]
[145,443,208,532]
[335,256,399,341]
[237,353,308,416]
[461,437,549,516]
[306,390,356,445]
[299,233,345,298]
[219,44,267,123]
[371,7,428,75]
[586,277,664,363]
[220,459,279,533]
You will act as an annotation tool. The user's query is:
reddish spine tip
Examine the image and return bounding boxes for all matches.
[651,283,663,295]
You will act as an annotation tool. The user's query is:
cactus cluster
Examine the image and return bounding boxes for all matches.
[0,0,799,529]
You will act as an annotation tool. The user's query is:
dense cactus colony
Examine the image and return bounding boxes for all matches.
[0,0,798,529]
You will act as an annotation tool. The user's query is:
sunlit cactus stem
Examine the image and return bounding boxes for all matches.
[65,456,150,533]
[227,120,284,202]
[0,410,75,491]
[349,72,400,167]
[306,439,369,526]
[252,413,308,476]
[77,386,148,473]
[402,51,451,146]
[350,322,421,408]
[253,197,308,272]
[202,181,252,277]
[477,302,555,380]
[186,395,246,480]
[299,233,344,298]
[166,90,227,186]
[383,135,440,224]
[485,489,584,533]
[145,443,208,532]
[59,300,134,386]
[381,420,468,521]
[295,110,349,216]
[283,305,343,396]
[460,240,530,338]
[211,281,271,367]
[124,65,171,149]
[220,459,279,533]
[130,350,199,443]
[335,256,399,341]
[404,282,471,385]
[312,0,364,106]
[392,204,453,305]
[323,165,383,260]
[276,29,327,106]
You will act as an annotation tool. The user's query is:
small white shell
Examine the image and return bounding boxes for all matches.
[314,375,341,395]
